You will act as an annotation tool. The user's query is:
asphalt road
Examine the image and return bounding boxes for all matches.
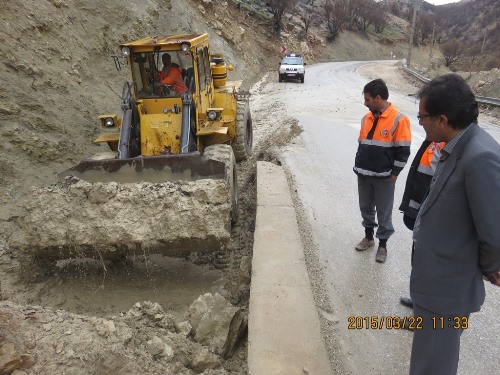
[279,60,500,374]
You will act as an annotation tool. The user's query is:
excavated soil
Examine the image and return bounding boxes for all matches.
[0,69,299,373]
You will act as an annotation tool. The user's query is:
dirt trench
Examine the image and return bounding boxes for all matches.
[0,69,303,374]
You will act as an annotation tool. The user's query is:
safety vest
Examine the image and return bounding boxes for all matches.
[399,141,446,224]
[353,103,411,177]
[160,65,187,94]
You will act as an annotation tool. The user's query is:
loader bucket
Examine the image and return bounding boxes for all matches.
[10,153,233,261]
[57,153,226,184]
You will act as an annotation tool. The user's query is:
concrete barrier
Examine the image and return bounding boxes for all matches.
[248,161,332,375]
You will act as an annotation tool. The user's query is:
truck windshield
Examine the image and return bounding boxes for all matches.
[130,50,194,99]
[281,57,302,65]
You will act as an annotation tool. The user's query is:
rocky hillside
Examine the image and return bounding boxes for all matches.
[1,0,498,231]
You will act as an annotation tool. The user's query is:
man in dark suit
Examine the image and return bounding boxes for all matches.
[410,73,500,374]
[399,139,445,311]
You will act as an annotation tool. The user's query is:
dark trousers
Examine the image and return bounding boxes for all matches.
[357,175,395,240]
[410,304,468,375]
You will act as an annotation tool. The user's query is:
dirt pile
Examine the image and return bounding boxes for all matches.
[8,178,231,260]
[0,296,246,375]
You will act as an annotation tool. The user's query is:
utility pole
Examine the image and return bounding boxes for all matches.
[428,22,436,64]
[407,0,422,68]
[481,29,487,55]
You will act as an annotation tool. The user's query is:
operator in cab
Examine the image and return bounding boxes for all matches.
[159,53,187,95]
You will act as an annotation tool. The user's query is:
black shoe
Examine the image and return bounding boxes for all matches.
[400,296,413,309]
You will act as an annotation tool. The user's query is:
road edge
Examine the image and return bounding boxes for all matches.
[248,161,333,374]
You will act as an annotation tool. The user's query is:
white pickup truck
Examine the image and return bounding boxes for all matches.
[278,53,306,83]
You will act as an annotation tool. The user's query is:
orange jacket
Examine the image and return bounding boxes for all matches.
[399,140,445,227]
[354,103,411,177]
[417,141,445,176]
[160,65,187,94]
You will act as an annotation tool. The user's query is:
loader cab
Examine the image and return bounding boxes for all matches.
[129,50,195,99]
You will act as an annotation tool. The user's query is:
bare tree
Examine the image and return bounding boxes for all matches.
[323,0,347,41]
[301,12,315,35]
[269,0,299,31]
[439,39,464,67]
[388,0,402,17]
[373,5,389,34]
[345,0,363,31]
[357,0,378,33]
[464,44,481,78]
[416,13,435,43]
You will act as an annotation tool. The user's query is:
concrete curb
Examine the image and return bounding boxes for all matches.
[248,161,333,375]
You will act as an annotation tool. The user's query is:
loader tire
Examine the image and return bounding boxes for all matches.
[232,101,253,162]
[204,144,239,224]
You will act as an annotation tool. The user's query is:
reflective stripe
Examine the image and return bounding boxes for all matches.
[359,139,395,147]
[394,160,407,167]
[394,140,411,146]
[429,147,441,172]
[353,167,392,177]
[391,113,403,135]
[417,164,434,176]
[409,199,421,210]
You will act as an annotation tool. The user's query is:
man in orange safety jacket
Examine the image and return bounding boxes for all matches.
[353,78,411,263]
[159,53,187,95]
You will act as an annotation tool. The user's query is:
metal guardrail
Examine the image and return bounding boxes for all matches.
[402,66,500,107]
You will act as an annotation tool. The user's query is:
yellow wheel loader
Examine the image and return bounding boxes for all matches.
[10,33,253,261]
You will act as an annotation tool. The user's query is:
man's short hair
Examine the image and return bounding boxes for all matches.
[162,53,171,63]
[418,73,478,130]
[363,79,389,100]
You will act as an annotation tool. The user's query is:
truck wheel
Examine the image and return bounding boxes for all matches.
[204,145,239,224]
[279,74,283,82]
[300,76,304,83]
[232,101,253,162]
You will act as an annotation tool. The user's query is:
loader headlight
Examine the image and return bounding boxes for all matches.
[104,118,115,127]
[121,47,131,57]
[98,114,120,128]
[207,110,217,121]
[181,43,189,52]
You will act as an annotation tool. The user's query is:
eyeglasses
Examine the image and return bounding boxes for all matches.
[417,113,432,120]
